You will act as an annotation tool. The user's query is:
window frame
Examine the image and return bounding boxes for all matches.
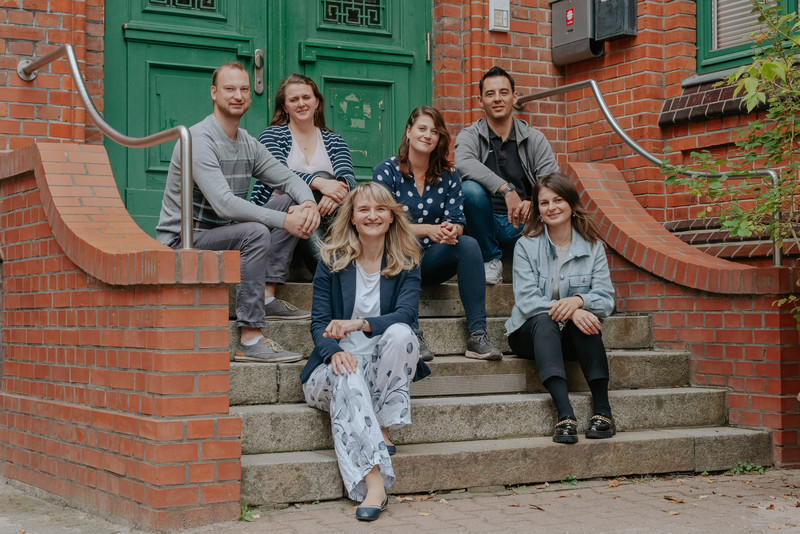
[696,0,798,74]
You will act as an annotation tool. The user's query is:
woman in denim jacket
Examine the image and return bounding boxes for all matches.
[505,172,616,444]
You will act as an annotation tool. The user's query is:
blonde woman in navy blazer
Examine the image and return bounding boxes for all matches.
[301,182,429,521]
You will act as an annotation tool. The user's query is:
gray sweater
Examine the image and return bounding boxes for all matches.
[454,117,559,196]
[156,114,314,245]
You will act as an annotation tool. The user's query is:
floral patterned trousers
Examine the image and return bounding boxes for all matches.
[303,323,420,501]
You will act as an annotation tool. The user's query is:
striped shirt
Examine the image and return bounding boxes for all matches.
[251,124,356,206]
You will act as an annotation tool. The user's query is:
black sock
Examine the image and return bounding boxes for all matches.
[589,379,611,418]
[544,377,574,420]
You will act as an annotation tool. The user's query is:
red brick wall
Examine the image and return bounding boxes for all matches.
[571,161,800,467]
[0,143,241,530]
[0,0,105,150]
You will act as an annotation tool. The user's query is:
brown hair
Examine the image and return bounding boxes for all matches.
[212,61,247,86]
[268,73,328,130]
[320,183,420,277]
[396,106,452,187]
[522,172,603,244]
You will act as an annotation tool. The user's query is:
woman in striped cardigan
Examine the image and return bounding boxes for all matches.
[251,74,356,318]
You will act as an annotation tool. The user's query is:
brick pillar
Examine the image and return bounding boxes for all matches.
[0,142,242,530]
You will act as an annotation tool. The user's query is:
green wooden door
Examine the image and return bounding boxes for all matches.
[105,1,270,235]
[276,0,433,181]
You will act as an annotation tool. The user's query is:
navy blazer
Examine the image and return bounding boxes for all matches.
[300,258,431,384]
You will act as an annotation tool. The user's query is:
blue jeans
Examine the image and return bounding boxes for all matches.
[419,236,486,333]
[461,180,524,262]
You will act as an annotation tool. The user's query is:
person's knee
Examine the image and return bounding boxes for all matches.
[382,323,417,355]
[455,235,482,260]
[461,180,489,208]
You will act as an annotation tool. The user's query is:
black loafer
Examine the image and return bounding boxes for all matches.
[585,414,616,439]
[553,417,578,444]
[355,495,388,521]
[386,444,396,455]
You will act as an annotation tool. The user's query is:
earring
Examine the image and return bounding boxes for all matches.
[538,215,543,222]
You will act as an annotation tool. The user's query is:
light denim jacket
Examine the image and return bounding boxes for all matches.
[504,227,615,335]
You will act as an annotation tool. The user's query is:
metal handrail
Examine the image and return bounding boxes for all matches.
[516,79,782,266]
[17,44,194,249]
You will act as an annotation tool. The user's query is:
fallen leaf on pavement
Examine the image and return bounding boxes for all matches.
[737,494,744,498]
[663,510,680,515]
[535,482,550,489]
[706,478,715,484]
[787,523,797,527]
[767,525,780,530]
[748,505,760,509]
[395,496,413,502]
[558,494,572,499]
[509,504,522,507]
[438,499,448,504]
[768,504,775,510]
[664,496,684,504]
[698,495,709,499]
[415,494,436,501]
[419,512,430,516]
[529,504,545,511]
[796,502,800,508]
[608,479,620,488]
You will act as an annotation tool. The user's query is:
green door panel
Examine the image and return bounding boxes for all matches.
[105,0,269,237]
[105,0,431,235]
[280,0,432,181]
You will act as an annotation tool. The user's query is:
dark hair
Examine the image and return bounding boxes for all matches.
[522,172,603,244]
[269,73,328,130]
[212,61,247,87]
[479,66,515,95]
[396,106,452,187]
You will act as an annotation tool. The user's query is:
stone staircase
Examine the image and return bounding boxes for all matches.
[228,269,772,506]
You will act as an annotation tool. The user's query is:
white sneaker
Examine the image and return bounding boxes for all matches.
[484,258,503,285]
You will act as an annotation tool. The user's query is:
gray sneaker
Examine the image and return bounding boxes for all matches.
[465,330,503,360]
[484,258,503,285]
[235,337,302,363]
[264,298,311,320]
[413,328,434,361]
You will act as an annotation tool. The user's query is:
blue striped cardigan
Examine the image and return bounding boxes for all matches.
[251,124,356,206]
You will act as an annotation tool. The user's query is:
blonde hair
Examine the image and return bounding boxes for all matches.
[320,182,420,277]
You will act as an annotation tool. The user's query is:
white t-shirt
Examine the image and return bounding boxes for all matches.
[338,262,381,357]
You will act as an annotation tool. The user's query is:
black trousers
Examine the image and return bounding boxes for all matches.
[508,313,609,384]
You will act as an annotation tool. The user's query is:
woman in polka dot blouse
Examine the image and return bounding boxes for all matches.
[373,106,503,362]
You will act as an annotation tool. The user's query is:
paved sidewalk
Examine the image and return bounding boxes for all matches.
[0,470,798,533]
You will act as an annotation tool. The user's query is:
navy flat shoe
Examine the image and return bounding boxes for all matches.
[386,444,396,455]
[355,495,388,521]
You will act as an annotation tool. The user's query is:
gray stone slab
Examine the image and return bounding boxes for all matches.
[233,387,727,454]
[686,426,773,472]
[239,427,771,505]
[230,349,692,406]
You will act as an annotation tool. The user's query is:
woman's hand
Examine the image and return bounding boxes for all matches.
[571,308,601,335]
[318,194,340,217]
[312,176,348,203]
[330,350,358,375]
[428,222,460,245]
[323,318,368,339]
[548,295,584,322]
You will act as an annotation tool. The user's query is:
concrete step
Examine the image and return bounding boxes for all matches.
[229,349,689,406]
[233,387,725,454]
[240,426,772,505]
[228,314,652,361]
[272,282,516,318]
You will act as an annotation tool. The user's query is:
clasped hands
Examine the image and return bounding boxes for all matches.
[548,295,601,335]
[314,177,348,217]
[283,199,321,238]
[427,221,461,245]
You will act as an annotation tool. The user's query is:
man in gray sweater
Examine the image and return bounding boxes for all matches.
[156,61,320,362]
[454,66,559,284]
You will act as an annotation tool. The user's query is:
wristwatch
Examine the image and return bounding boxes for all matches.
[500,182,517,196]
[359,317,368,331]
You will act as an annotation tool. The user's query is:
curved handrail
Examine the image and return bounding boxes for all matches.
[17,44,194,249]
[516,79,782,266]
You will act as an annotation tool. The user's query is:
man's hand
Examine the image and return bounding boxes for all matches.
[283,200,320,238]
[502,189,530,228]
[312,176,348,203]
